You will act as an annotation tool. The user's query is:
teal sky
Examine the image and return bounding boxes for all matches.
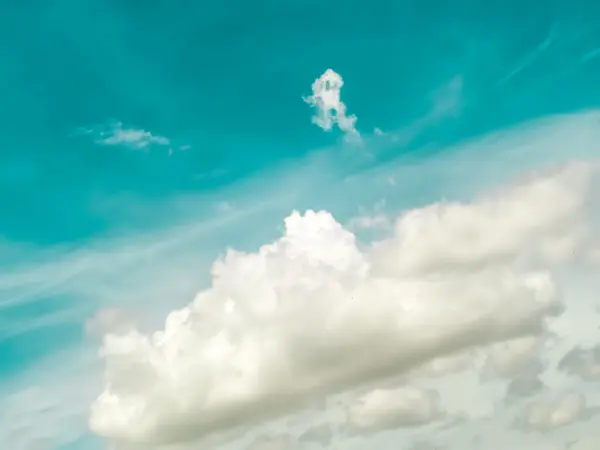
[2,0,600,245]
[2,1,600,449]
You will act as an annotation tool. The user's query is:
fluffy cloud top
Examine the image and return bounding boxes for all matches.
[304,69,359,139]
[90,162,597,447]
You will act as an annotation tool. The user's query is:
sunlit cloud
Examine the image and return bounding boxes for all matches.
[90,161,598,447]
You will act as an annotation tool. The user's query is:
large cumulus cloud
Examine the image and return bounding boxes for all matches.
[89,161,597,447]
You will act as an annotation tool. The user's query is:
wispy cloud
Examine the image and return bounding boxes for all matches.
[429,75,463,118]
[0,190,301,342]
[97,121,169,149]
[78,121,171,150]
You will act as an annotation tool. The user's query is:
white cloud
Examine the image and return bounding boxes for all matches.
[88,161,599,448]
[521,393,590,431]
[93,121,171,149]
[304,69,360,140]
[346,387,444,433]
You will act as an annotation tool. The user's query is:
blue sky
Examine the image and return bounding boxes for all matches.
[3,0,600,243]
[1,1,600,449]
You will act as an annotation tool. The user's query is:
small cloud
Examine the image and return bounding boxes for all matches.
[519,393,595,431]
[345,386,445,434]
[83,121,171,150]
[558,345,600,381]
[304,69,360,141]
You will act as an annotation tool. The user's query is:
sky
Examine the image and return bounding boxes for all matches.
[1,0,600,449]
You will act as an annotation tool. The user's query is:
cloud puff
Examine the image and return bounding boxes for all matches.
[304,69,359,140]
[93,121,170,149]
[558,345,600,381]
[89,162,597,447]
[346,386,444,433]
[521,393,590,431]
